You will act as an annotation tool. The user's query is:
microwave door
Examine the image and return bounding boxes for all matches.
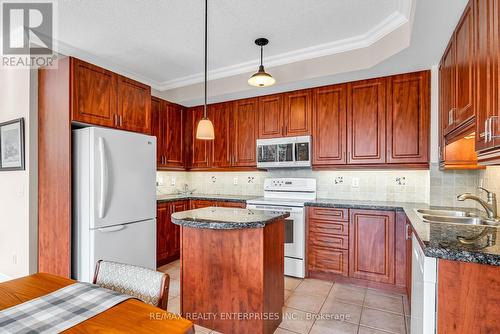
[278,143,293,163]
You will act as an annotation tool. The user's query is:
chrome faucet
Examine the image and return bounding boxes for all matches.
[457,187,498,220]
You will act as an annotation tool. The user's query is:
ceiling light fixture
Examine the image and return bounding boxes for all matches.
[248,38,276,87]
[196,0,215,140]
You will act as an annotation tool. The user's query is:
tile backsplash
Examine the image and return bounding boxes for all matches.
[429,163,480,207]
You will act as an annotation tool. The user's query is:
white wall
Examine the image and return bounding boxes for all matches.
[0,68,37,280]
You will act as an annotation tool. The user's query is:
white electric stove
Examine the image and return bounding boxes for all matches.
[246,178,316,278]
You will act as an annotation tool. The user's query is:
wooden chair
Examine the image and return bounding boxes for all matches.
[93,260,170,310]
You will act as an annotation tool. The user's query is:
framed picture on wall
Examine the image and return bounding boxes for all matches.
[0,118,25,171]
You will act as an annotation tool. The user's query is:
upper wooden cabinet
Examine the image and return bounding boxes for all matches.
[284,90,313,136]
[349,209,395,284]
[347,78,387,165]
[386,71,430,165]
[440,41,456,137]
[71,58,151,134]
[312,84,347,166]
[151,97,163,167]
[209,103,232,168]
[258,94,284,138]
[72,58,117,128]
[188,106,211,169]
[232,98,259,167]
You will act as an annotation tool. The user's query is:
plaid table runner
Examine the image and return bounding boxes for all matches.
[0,282,132,333]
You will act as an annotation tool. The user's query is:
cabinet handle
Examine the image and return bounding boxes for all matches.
[405,223,411,240]
[119,115,123,127]
[485,119,489,143]
[114,114,118,127]
[448,109,454,126]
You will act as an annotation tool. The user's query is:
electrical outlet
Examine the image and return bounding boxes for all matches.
[157,176,164,186]
[233,177,238,185]
[352,177,360,188]
[334,176,344,185]
[171,177,176,186]
[211,176,217,183]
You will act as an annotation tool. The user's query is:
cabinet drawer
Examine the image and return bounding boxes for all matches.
[309,247,348,276]
[309,232,349,250]
[309,219,349,236]
[309,207,348,221]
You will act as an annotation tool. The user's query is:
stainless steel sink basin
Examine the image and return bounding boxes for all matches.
[416,209,477,217]
[421,215,485,225]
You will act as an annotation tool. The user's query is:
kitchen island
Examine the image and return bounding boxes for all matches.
[171,207,289,334]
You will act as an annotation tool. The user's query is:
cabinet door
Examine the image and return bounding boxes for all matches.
[455,2,474,126]
[190,200,216,209]
[441,41,456,135]
[232,98,258,167]
[349,210,395,284]
[170,201,188,257]
[258,94,284,138]
[386,71,430,164]
[117,76,151,134]
[71,58,117,127]
[156,203,170,265]
[312,84,347,165]
[209,103,231,167]
[189,107,211,168]
[347,79,386,164]
[151,98,163,167]
[284,90,312,136]
[308,246,348,277]
[475,0,497,152]
[164,102,185,167]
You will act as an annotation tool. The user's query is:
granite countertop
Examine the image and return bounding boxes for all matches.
[305,199,500,266]
[171,207,289,230]
[157,193,256,203]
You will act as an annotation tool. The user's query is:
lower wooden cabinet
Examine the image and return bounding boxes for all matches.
[307,207,407,293]
[156,200,188,267]
[189,199,246,209]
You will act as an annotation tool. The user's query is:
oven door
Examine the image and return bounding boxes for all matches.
[246,204,304,259]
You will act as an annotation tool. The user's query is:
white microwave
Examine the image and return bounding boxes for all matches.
[256,136,311,168]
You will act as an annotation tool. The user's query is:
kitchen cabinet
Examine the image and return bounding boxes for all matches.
[189,199,246,209]
[349,209,395,284]
[232,98,259,167]
[157,200,188,266]
[284,90,312,136]
[209,103,232,167]
[440,41,456,137]
[312,84,347,166]
[117,76,151,134]
[188,106,211,169]
[258,94,284,138]
[386,71,430,165]
[347,78,387,165]
[152,98,185,170]
[71,58,151,134]
[216,201,246,208]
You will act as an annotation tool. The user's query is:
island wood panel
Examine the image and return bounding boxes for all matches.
[386,71,430,165]
[188,106,210,168]
[180,220,284,334]
[71,57,117,127]
[0,273,194,333]
[347,78,386,164]
[232,98,259,167]
[312,84,347,166]
[38,57,72,277]
[454,1,475,126]
[164,102,185,167]
[209,102,231,167]
[258,94,284,138]
[437,260,500,334]
[117,76,151,134]
[284,89,312,136]
[349,210,395,284]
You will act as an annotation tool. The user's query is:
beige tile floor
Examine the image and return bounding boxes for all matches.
[158,260,410,334]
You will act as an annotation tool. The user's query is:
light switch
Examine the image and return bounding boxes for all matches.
[352,177,360,188]
[233,177,238,185]
[171,177,176,186]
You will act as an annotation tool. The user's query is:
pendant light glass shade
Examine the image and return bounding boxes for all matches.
[196,0,215,140]
[248,65,276,87]
[196,117,215,140]
[248,38,275,87]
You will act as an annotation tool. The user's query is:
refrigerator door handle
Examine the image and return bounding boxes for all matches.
[97,225,125,233]
[98,137,109,219]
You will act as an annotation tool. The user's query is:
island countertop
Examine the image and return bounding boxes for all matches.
[171,207,289,230]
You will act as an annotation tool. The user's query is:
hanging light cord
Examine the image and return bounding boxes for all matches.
[260,45,263,67]
[203,0,208,119]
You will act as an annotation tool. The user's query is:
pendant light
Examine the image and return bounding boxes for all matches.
[196,0,215,140]
[248,38,276,87]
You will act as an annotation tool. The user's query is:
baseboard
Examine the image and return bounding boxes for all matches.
[0,272,12,283]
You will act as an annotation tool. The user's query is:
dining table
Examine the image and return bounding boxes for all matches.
[0,273,194,333]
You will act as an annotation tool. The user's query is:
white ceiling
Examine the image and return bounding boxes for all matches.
[56,0,468,106]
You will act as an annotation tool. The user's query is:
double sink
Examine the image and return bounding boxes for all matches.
[415,208,499,227]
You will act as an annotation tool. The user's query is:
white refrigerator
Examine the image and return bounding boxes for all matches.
[72,127,157,282]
